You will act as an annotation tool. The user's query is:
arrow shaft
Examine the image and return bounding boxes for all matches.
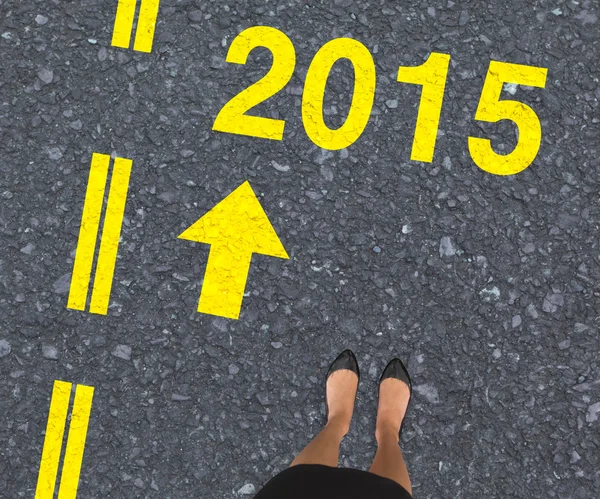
[199,245,253,320]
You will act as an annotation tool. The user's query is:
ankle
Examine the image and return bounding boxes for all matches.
[375,421,400,443]
[326,414,351,437]
[375,407,406,429]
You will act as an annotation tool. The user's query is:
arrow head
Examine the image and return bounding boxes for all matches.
[178,180,289,259]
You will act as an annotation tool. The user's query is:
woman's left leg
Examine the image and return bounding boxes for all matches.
[289,417,348,467]
[290,370,358,467]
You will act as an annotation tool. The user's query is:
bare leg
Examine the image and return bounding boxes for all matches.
[368,378,412,494]
[290,370,358,467]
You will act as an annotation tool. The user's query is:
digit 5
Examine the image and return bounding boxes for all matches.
[468,61,548,176]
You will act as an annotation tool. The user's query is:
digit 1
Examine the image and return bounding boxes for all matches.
[396,52,450,163]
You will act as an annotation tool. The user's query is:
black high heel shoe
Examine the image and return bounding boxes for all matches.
[378,358,412,439]
[325,349,360,423]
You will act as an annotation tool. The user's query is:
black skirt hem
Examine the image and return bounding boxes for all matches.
[254,463,413,498]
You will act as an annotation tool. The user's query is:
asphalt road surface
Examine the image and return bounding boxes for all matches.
[1,0,599,497]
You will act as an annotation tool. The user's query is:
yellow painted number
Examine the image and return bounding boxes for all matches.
[302,38,376,150]
[397,52,450,163]
[468,60,548,175]
[212,26,296,140]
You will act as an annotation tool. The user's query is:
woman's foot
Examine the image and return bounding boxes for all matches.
[375,378,411,441]
[326,369,359,436]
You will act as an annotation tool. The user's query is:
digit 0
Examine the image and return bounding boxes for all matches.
[302,38,376,150]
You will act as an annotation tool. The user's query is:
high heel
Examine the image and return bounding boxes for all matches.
[325,349,360,423]
[378,358,412,439]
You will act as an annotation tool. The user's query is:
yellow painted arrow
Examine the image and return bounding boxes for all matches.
[178,180,289,320]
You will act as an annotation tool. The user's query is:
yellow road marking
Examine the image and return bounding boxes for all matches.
[112,0,161,53]
[397,52,450,163]
[89,157,133,315]
[111,0,137,49]
[134,0,161,53]
[35,381,72,499]
[67,154,132,315]
[35,381,95,499]
[200,246,254,319]
[67,153,110,311]
[57,385,95,499]
[178,180,288,320]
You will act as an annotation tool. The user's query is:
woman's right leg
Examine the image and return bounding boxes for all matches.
[368,378,412,494]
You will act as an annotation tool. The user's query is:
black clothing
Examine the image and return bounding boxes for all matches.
[254,464,413,498]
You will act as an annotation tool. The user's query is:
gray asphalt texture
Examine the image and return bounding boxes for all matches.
[1,0,599,497]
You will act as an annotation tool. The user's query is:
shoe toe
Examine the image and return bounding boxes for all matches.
[380,358,412,392]
[326,349,360,380]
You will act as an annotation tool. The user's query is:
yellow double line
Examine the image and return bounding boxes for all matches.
[67,153,132,315]
[35,381,95,499]
[112,0,161,53]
